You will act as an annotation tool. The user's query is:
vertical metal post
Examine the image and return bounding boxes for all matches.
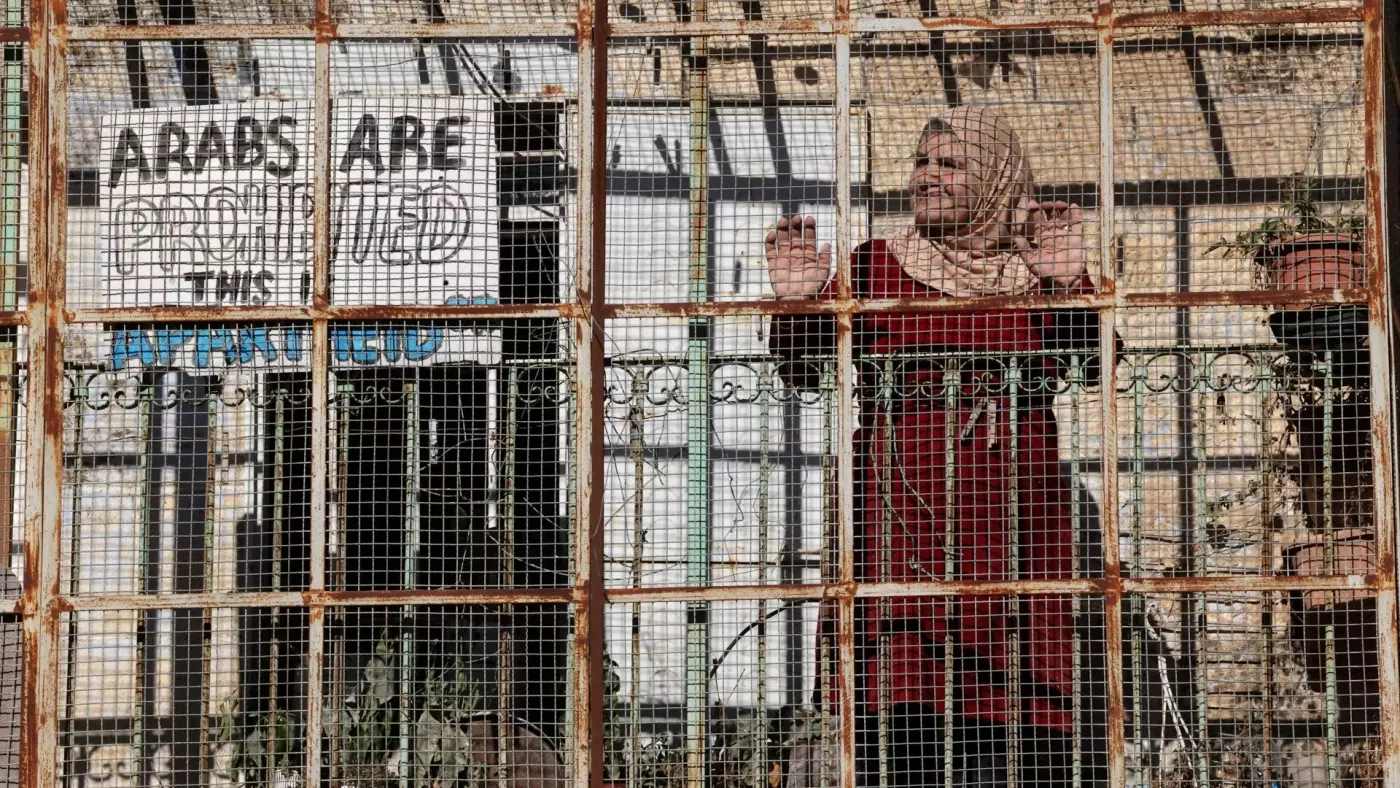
[399,381,418,788]
[628,371,646,783]
[683,7,711,787]
[497,365,518,788]
[876,361,894,788]
[270,398,285,788]
[1189,353,1209,788]
[756,367,771,777]
[1360,1,1400,783]
[1007,360,1021,788]
[201,395,215,788]
[60,379,83,788]
[1096,16,1126,788]
[1321,356,1340,787]
[942,365,957,788]
[1068,356,1083,788]
[571,0,608,781]
[306,0,333,780]
[1128,358,1144,786]
[1258,357,1275,787]
[832,22,857,788]
[821,361,838,788]
[20,0,63,786]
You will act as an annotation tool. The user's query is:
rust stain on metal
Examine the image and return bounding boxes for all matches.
[607,583,847,603]
[837,595,857,788]
[304,605,326,788]
[54,588,576,612]
[67,23,312,39]
[1111,6,1363,28]
[918,14,1095,29]
[602,288,1368,319]
[1103,585,1127,788]
[17,623,39,788]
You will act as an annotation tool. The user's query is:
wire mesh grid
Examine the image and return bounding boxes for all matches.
[68,0,312,27]
[329,0,577,26]
[0,37,21,316]
[852,31,1099,264]
[850,0,1098,19]
[323,604,572,787]
[329,42,572,306]
[23,0,1397,787]
[58,607,311,788]
[603,317,835,589]
[0,614,15,788]
[845,346,1109,584]
[849,594,1109,788]
[604,34,855,305]
[1113,23,1367,296]
[1122,591,1380,787]
[1116,310,1375,580]
[66,40,316,309]
[61,324,314,596]
[601,599,836,788]
[327,320,574,591]
[0,327,20,598]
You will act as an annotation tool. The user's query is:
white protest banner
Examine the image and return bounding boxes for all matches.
[99,97,498,309]
[100,103,315,308]
[331,98,498,305]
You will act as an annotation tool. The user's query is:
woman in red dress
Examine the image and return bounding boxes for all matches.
[767,108,1110,787]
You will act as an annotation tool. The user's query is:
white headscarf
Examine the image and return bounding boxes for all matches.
[886,107,1042,297]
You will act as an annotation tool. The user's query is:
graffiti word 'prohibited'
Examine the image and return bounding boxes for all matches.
[99,99,498,309]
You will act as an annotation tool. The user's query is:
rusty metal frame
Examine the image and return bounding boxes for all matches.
[5,0,1394,785]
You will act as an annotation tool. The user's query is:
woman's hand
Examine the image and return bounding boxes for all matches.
[1024,200,1087,289]
[766,215,832,299]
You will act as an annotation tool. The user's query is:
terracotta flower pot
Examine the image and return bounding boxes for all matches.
[1284,529,1379,739]
[1283,528,1376,609]
[1255,232,1364,292]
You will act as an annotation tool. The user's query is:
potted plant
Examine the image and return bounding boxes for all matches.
[1208,174,1366,299]
[1209,175,1368,357]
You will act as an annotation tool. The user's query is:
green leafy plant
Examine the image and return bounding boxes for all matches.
[333,627,490,787]
[1207,174,1365,263]
[337,630,405,775]
[601,654,629,783]
[215,702,304,787]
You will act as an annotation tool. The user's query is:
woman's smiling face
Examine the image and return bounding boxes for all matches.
[909,130,976,236]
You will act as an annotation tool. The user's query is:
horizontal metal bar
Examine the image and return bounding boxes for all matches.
[1112,7,1363,27]
[66,23,316,40]
[605,584,843,603]
[603,288,1367,317]
[1123,289,1370,308]
[324,303,580,320]
[50,573,1378,611]
[62,288,1368,325]
[333,22,578,37]
[66,303,578,323]
[602,573,1377,603]
[57,588,575,611]
[62,6,1364,42]
[66,21,579,40]
[0,27,23,42]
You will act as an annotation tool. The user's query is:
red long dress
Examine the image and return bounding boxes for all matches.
[770,239,1109,735]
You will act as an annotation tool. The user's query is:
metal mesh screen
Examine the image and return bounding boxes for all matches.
[3,0,1395,787]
